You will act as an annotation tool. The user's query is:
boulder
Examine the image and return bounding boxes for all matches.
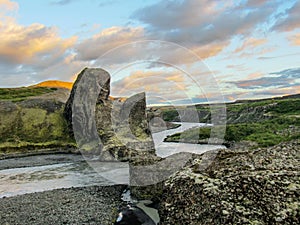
[63,68,110,138]
[158,140,300,224]
[63,67,156,161]
[0,99,71,152]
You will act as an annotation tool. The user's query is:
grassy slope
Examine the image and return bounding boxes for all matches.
[164,96,300,147]
[0,87,56,102]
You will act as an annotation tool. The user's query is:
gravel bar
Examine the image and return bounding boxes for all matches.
[0,185,127,225]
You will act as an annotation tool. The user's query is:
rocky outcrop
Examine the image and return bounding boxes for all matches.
[0,98,72,152]
[158,140,300,224]
[63,68,156,161]
[63,68,110,139]
[226,103,275,124]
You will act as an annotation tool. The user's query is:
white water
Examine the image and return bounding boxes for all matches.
[0,122,225,198]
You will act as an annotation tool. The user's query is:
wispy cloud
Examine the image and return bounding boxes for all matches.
[257,52,300,60]
[246,72,264,79]
[98,0,118,7]
[111,70,189,97]
[0,0,18,11]
[131,0,280,48]
[234,38,267,53]
[245,0,270,7]
[288,33,300,46]
[0,21,77,64]
[50,0,74,6]
[226,64,247,71]
[230,67,300,89]
[75,26,145,61]
[271,0,300,32]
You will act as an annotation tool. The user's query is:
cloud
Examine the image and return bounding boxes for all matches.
[0,0,297,105]
[132,0,279,48]
[245,0,269,7]
[0,0,18,11]
[75,30,229,73]
[0,19,77,64]
[254,89,296,97]
[110,66,224,105]
[288,33,300,45]
[230,37,274,58]
[98,0,119,7]
[72,0,286,72]
[132,0,220,30]
[75,26,145,61]
[246,72,264,79]
[50,0,75,5]
[193,41,229,60]
[0,1,81,86]
[0,61,37,87]
[112,70,189,95]
[226,64,247,71]
[257,52,300,60]
[230,67,300,89]
[270,67,300,77]
[234,38,267,53]
[110,68,205,105]
[147,40,229,66]
[234,87,300,101]
[272,1,300,32]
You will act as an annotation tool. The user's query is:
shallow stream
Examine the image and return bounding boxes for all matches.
[0,122,225,198]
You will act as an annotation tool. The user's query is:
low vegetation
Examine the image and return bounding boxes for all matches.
[164,95,300,147]
[0,87,55,102]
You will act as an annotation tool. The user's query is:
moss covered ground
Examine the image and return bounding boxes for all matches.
[0,86,75,154]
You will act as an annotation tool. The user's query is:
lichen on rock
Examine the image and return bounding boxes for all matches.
[158,140,300,224]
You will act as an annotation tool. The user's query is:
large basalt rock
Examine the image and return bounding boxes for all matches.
[63,67,110,138]
[63,67,156,161]
[99,92,156,160]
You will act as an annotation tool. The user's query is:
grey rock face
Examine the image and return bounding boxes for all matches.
[159,140,300,224]
[19,99,64,113]
[63,68,155,161]
[64,68,110,139]
[0,101,17,113]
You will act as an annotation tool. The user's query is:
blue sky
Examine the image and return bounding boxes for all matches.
[0,0,300,104]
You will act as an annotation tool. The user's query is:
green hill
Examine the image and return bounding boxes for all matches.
[162,94,300,147]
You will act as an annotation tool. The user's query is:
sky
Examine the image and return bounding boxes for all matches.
[0,0,300,105]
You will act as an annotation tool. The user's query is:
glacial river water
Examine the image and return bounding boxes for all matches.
[0,122,225,198]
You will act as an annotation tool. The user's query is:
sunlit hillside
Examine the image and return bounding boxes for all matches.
[35,80,73,90]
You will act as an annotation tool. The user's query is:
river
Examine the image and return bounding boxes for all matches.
[153,122,225,157]
[0,122,225,198]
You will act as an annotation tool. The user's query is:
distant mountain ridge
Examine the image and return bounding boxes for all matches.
[34,80,73,90]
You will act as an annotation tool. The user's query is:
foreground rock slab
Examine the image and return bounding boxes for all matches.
[159,140,300,224]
